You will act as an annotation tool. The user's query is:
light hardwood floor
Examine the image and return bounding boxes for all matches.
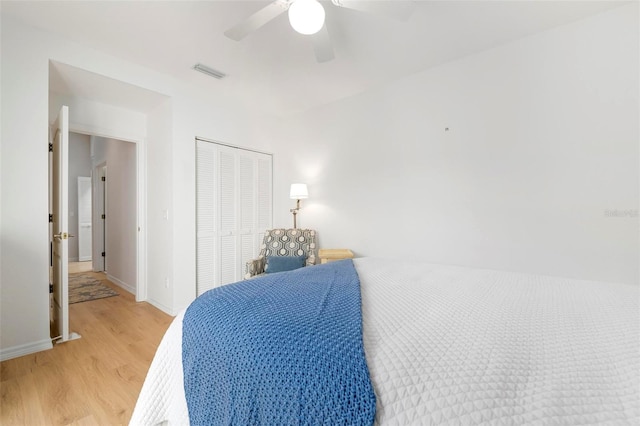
[1,272,173,425]
[68,261,93,274]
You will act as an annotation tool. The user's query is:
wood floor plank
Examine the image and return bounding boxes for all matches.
[33,360,90,425]
[74,357,131,425]
[1,378,26,424]
[68,414,100,426]
[0,273,174,425]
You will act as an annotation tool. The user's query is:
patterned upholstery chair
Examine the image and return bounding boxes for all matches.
[245,229,317,279]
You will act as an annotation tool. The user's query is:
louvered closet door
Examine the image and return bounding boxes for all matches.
[196,141,216,294]
[218,146,238,286]
[196,140,272,296]
[239,153,256,275]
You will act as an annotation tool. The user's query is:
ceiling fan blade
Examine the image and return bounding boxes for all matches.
[312,24,335,63]
[224,0,290,41]
[331,0,415,21]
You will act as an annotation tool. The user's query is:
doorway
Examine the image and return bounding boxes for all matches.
[70,134,137,292]
[50,127,144,341]
[48,60,166,324]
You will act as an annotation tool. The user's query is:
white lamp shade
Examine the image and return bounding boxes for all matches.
[288,0,325,35]
[290,183,309,199]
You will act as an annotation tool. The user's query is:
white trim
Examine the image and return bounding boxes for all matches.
[195,136,273,156]
[145,297,177,317]
[136,141,147,302]
[107,273,135,295]
[92,162,107,272]
[0,339,53,362]
[71,122,143,145]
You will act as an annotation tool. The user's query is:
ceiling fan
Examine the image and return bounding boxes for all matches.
[224,0,415,63]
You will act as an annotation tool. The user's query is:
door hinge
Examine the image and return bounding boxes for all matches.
[101,176,106,182]
[101,214,106,220]
[49,214,53,223]
[48,143,53,152]
[102,252,106,257]
[49,284,53,294]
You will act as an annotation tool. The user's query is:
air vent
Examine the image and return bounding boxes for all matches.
[193,63,226,80]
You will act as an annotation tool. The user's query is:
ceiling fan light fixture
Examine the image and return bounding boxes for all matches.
[288,0,325,35]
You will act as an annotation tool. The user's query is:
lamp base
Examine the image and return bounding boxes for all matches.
[290,199,301,229]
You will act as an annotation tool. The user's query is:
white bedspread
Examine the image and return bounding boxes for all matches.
[131,258,639,425]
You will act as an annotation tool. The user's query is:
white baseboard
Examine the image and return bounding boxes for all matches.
[106,276,177,316]
[0,338,53,362]
[107,274,135,295]
[146,298,176,316]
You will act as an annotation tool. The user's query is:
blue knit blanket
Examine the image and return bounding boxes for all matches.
[182,259,376,425]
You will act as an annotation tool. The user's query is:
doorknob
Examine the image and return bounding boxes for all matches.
[53,232,75,240]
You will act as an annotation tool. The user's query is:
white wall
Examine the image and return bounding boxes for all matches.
[0,16,274,359]
[104,139,137,291]
[146,99,174,312]
[1,17,55,359]
[68,132,91,262]
[270,3,639,285]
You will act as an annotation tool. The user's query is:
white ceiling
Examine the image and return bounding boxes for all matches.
[2,0,626,116]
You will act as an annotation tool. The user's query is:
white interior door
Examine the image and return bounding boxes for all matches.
[77,176,92,262]
[51,106,70,342]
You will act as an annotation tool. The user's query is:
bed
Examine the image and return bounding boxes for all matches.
[130,257,639,425]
